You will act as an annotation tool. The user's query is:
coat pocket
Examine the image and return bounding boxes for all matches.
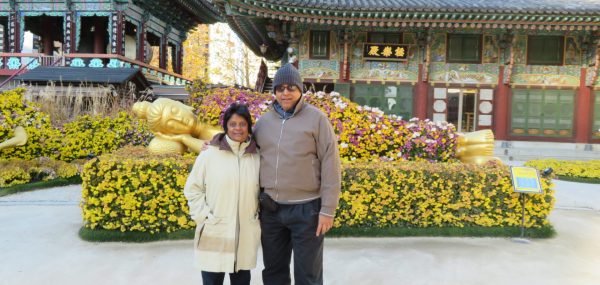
[197,218,234,254]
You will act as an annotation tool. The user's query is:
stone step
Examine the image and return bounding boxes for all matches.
[494,141,600,161]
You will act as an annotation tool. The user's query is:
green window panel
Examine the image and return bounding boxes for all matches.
[352,84,413,119]
[511,90,528,129]
[447,34,481,63]
[310,31,329,59]
[527,36,564,65]
[511,89,574,137]
[593,93,600,138]
[334,83,351,98]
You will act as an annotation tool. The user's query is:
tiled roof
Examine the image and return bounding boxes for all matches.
[16,67,151,89]
[264,0,600,13]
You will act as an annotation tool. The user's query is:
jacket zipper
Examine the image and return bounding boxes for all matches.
[234,142,242,272]
[274,118,287,201]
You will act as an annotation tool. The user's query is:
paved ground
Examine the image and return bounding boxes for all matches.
[1,181,599,285]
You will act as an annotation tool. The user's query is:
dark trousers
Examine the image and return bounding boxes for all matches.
[261,199,324,285]
[201,270,250,285]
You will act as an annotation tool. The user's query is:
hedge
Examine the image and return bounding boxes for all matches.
[526,159,600,183]
[0,88,152,162]
[0,157,80,188]
[81,147,554,236]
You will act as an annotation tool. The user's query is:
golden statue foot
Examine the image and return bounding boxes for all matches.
[456,129,502,165]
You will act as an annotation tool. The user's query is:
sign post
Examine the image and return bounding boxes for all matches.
[509,166,544,243]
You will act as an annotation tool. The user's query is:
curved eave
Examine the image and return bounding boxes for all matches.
[228,0,600,29]
[174,0,223,24]
[132,0,222,34]
[234,0,600,15]
[225,15,286,61]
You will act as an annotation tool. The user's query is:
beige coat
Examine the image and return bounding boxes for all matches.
[184,133,260,273]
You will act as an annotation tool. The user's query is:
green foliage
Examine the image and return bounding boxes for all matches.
[81,152,555,235]
[81,146,196,233]
[0,157,80,188]
[58,112,152,161]
[337,161,554,228]
[526,159,600,182]
[0,88,61,159]
[0,88,153,162]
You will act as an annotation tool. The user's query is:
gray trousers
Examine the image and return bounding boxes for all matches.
[260,198,324,285]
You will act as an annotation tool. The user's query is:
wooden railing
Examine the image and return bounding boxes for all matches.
[0,53,191,86]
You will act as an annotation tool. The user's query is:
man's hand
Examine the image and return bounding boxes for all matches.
[200,141,209,151]
[316,214,334,236]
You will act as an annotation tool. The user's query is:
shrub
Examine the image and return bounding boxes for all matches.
[190,87,457,162]
[0,165,30,188]
[58,112,152,162]
[0,88,152,162]
[337,161,554,228]
[81,151,554,234]
[0,157,79,187]
[0,88,61,159]
[525,159,600,181]
[81,146,195,233]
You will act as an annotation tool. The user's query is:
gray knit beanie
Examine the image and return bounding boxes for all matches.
[273,63,303,93]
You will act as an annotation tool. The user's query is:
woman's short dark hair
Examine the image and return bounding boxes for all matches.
[222,103,253,135]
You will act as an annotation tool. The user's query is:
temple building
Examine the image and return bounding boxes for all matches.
[0,0,220,86]
[217,0,600,144]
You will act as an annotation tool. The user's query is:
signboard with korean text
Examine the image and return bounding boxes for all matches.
[363,43,409,61]
[509,166,543,194]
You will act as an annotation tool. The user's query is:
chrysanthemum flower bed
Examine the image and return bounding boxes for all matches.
[337,161,554,229]
[190,88,457,162]
[80,147,554,240]
[0,89,152,162]
[526,159,600,184]
[81,147,196,233]
[0,157,80,188]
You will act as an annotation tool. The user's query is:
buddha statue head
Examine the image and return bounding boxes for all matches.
[133,98,198,135]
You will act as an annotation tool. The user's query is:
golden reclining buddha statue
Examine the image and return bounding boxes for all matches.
[132,98,222,154]
[132,98,498,164]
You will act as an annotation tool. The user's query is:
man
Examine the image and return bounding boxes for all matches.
[254,63,342,285]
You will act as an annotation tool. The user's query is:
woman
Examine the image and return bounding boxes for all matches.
[184,103,260,285]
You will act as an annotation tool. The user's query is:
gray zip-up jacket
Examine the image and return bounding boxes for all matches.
[254,96,342,216]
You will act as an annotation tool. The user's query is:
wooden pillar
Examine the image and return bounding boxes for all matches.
[137,22,146,62]
[10,12,19,52]
[159,36,167,69]
[414,64,429,119]
[63,12,74,54]
[575,68,593,143]
[176,42,183,74]
[494,65,510,140]
[43,17,53,55]
[110,12,122,54]
[93,17,105,54]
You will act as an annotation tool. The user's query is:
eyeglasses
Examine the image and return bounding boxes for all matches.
[275,85,300,93]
